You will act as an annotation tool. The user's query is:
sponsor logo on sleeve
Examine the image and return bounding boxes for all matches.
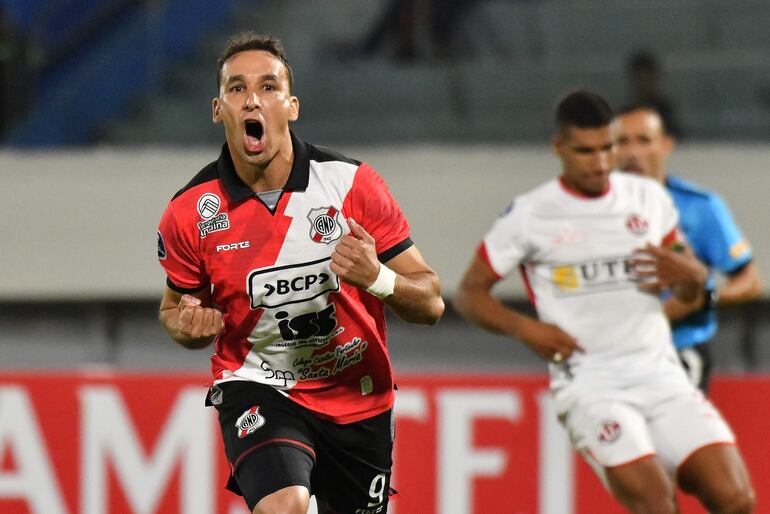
[729,240,750,259]
[498,200,514,218]
[196,193,230,238]
[247,257,340,309]
[235,406,266,438]
[307,206,343,244]
[156,230,167,260]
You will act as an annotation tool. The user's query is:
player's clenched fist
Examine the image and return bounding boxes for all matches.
[330,218,380,290]
[177,294,224,340]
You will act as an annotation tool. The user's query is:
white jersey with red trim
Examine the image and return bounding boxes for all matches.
[157,132,412,423]
[481,172,681,385]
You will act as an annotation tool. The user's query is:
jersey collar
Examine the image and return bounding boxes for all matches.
[217,130,311,204]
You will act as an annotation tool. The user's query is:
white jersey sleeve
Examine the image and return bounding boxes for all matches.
[656,182,680,243]
[482,199,530,277]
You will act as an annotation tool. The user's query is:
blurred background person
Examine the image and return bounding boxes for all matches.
[625,51,683,140]
[0,6,31,137]
[333,0,484,64]
[454,90,754,514]
[615,105,762,392]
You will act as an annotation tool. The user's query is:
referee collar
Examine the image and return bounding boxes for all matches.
[217,130,310,204]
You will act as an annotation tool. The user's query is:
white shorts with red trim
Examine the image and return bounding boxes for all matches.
[553,362,735,485]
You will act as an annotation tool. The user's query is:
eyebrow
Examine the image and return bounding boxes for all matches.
[224,73,280,85]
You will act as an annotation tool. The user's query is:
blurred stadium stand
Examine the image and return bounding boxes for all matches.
[1,0,239,146]
[2,0,770,146]
[0,0,768,376]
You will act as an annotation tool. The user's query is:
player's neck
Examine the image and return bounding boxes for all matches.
[558,176,609,198]
[232,139,294,194]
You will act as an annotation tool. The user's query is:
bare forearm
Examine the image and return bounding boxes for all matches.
[453,288,535,342]
[718,263,762,305]
[384,271,444,325]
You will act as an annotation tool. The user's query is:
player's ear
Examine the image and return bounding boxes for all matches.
[212,98,222,124]
[662,133,674,156]
[288,96,300,122]
[551,135,562,156]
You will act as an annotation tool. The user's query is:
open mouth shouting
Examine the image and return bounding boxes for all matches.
[243,119,265,153]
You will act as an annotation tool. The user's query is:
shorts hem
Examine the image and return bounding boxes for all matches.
[233,438,317,471]
[604,451,657,469]
[675,440,735,476]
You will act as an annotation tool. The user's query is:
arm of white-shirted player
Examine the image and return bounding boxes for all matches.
[661,228,708,305]
[453,251,582,362]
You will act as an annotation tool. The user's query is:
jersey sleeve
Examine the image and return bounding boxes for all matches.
[480,199,529,278]
[157,202,209,292]
[657,185,681,246]
[698,194,753,272]
[343,163,412,262]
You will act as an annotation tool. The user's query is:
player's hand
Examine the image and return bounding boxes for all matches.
[630,243,707,293]
[520,319,584,363]
[330,218,381,289]
[177,294,224,340]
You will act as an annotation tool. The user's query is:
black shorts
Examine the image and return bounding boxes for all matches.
[678,342,713,393]
[209,381,394,513]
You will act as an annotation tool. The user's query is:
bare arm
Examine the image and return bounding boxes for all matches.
[663,260,761,320]
[330,218,444,325]
[718,261,762,306]
[158,286,224,349]
[453,255,583,362]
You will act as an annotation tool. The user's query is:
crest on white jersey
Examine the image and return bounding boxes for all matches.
[597,419,622,444]
[307,206,343,244]
[625,214,648,235]
[235,406,266,438]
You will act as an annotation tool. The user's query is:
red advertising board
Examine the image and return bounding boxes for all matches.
[0,372,767,513]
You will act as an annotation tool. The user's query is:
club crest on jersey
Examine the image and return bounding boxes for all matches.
[235,406,266,438]
[597,420,622,444]
[307,206,342,244]
[625,214,648,235]
[196,193,230,238]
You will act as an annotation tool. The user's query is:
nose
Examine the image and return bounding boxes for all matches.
[594,151,611,171]
[244,91,259,110]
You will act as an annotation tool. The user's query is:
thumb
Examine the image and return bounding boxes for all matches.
[347,218,374,243]
[179,294,201,309]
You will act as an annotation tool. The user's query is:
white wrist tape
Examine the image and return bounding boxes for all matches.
[366,264,397,299]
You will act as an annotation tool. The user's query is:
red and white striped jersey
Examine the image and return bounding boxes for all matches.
[480,172,681,380]
[157,133,412,423]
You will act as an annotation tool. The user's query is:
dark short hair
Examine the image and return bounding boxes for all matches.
[216,32,293,92]
[628,51,659,74]
[554,90,614,134]
[616,103,670,134]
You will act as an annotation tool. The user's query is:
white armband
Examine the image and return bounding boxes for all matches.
[366,264,397,300]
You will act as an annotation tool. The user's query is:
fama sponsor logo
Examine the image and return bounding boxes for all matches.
[550,255,637,296]
[197,213,230,238]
